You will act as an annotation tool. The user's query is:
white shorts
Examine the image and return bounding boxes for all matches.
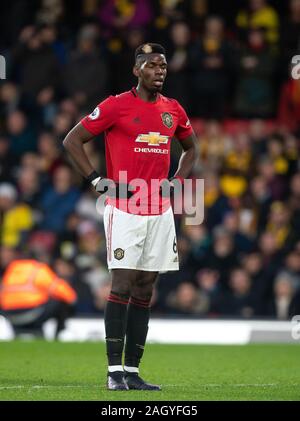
[103,205,179,272]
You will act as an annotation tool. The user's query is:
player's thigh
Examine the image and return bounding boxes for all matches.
[110,269,158,296]
[141,207,178,271]
[103,205,147,269]
[110,268,138,295]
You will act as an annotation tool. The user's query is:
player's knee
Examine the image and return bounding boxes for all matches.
[111,278,131,297]
[131,278,155,301]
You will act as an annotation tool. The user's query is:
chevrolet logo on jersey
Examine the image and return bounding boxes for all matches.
[135,132,169,146]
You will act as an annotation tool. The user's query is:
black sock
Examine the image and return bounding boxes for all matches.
[105,291,129,367]
[124,297,151,369]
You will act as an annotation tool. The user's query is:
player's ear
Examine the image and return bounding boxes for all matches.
[133,64,140,78]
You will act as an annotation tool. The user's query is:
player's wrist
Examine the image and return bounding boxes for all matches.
[86,170,101,186]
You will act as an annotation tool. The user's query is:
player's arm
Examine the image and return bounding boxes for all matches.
[63,96,117,190]
[172,101,199,182]
[63,122,97,180]
[172,132,199,181]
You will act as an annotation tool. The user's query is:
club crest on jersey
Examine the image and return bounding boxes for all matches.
[88,106,100,120]
[161,112,173,129]
[135,132,169,146]
[114,248,125,260]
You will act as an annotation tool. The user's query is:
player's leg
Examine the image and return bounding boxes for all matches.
[105,268,136,390]
[124,270,161,390]
[123,208,179,390]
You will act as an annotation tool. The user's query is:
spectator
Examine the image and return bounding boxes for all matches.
[267,134,289,176]
[164,21,191,110]
[0,182,33,247]
[76,189,102,222]
[267,273,300,319]
[16,166,41,207]
[284,134,298,177]
[205,227,238,287]
[37,131,64,176]
[248,175,272,234]
[0,135,15,182]
[12,25,60,103]
[265,201,291,248]
[234,28,276,118]
[111,28,146,93]
[223,211,254,252]
[242,251,270,314]
[258,231,283,278]
[0,246,19,275]
[6,110,37,160]
[166,281,209,315]
[183,224,211,263]
[189,16,234,118]
[204,172,232,230]
[223,132,253,175]
[35,0,64,26]
[199,120,233,171]
[63,24,108,110]
[214,268,256,318]
[248,119,268,156]
[278,74,300,132]
[0,258,77,338]
[0,82,24,117]
[75,220,108,312]
[39,24,67,65]
[98,0,153,39]
[280,251,300,289]
[52,111,74,142]
[256,156,286,201]
[195,268,221,314]
[288,173,300,236]
[236,0,279,46]
[52,256,93,314]
[39,165,81,232]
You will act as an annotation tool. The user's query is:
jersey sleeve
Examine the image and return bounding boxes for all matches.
[174,101,193,141]
[80,95,118,136]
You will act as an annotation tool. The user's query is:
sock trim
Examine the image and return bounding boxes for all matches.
[129,296,151,308]
[108,365,124,373]
[124,365,139,374]
[108,293,129,305]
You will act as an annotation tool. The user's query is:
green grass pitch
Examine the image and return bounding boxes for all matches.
[0,341,300,401]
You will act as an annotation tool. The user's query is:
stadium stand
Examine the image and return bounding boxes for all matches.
[1,0,300,323]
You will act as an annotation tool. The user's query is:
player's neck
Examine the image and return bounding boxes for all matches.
[135,85,159,103]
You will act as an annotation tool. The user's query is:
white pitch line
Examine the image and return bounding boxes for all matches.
[165,384,280,388]
[0,383,292,390]
[0,385,100,390]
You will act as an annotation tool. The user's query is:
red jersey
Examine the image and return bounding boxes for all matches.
[81,87,193,215]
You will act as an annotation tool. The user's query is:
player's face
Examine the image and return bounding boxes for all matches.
[137,54,167,93]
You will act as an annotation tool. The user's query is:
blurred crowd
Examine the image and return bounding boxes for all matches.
[1,0,300,320]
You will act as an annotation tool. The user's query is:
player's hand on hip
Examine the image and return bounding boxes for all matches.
[92,176,115,195]
[87,171,134,198]
[86,171,112,195]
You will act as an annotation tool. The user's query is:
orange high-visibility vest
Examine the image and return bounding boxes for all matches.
[0,260,77,310]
